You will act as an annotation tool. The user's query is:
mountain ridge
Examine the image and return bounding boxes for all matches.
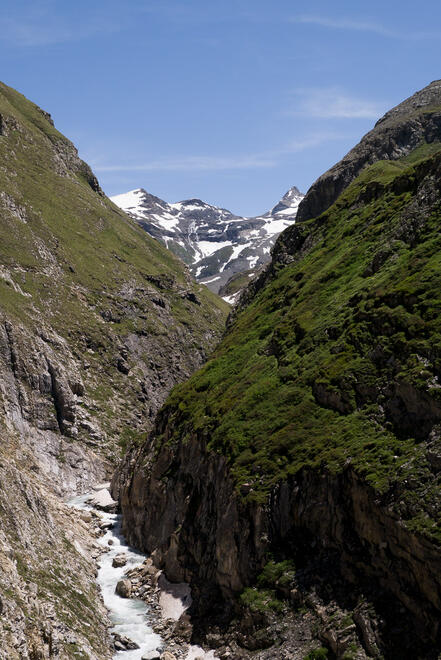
[111,185,304,298]
[296,79,441,223]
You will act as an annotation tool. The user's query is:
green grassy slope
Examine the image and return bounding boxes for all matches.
[0,82,227,330]
[0,81,229,460]
[154,143,441,542]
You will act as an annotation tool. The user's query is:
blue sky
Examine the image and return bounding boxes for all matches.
[2,0,441,215]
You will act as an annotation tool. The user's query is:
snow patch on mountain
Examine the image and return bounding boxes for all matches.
[111,186,304,296]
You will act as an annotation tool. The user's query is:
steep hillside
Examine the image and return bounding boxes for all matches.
[0,433,110,659]
[116,81,441,659]
[0,80,227,483]
[296,79,441,222]
[111,186,303,296]
[0,81,228,658]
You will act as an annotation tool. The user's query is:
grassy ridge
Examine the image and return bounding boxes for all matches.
[0,81,228,455]
[0,82,227,328]
[156,144,441,541]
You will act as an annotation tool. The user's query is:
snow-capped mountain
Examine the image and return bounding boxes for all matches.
[111,186,304,295]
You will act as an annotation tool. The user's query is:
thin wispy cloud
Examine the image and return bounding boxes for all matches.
[95,155,277,173]
[289,88,386,120]
[0,7,129,47]
[92,134,343,174]
[0,18,109,47]
[282,133,344,153]
[291,15,398,38]
[291,15,441,41]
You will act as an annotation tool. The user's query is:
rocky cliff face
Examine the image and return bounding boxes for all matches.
[0,433,111,659]
[116,82,441,658]
[118,429,441,657]
[0,81,228,658]
[297,79,441,222]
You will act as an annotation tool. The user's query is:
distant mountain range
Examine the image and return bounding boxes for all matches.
[110,186,304,299]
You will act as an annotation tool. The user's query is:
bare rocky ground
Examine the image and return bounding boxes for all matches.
[0,434,112,659]
[118,553,377,660]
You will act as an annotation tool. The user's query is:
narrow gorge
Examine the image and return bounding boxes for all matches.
[2,77,441,660]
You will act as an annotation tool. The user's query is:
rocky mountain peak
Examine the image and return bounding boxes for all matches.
[297,79,441,222]
[375,78,441,127]
[111,185,304,297]
[270,185,303,214]
[179,198,216,208]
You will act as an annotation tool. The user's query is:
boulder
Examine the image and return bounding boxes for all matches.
[112,633,139,650]
[87,488,117,512]
[115,578,132,598]
[141,652,161,660]
[112,554,127,568]
[79,510,92,523]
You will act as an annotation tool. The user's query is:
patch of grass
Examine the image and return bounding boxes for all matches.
[118,427,148,454]
[220,269,256,296]
[341,642,359,660]
[303,649,329,660]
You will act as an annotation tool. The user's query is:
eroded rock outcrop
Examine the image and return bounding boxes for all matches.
[0,435,111,659]
[296,79,441,222]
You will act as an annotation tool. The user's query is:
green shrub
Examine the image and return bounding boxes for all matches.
[257,560,296,588]
[239,587,284,613]
[303,648,329,660]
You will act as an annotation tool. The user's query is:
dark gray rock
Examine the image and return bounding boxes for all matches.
[112,554,127,568]
[115,578,132,598]
[297,80,441,222]
[112,633,139,650]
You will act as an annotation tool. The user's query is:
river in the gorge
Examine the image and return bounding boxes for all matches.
[68,492,162,659]
[68,491,217,660]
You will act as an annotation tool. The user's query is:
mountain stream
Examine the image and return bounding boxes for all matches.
[68,489,217,660]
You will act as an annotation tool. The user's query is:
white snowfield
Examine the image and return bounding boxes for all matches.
[111,186,303,298]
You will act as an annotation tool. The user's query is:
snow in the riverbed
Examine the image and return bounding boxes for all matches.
[69,491,219,660]
[186,646,218,660]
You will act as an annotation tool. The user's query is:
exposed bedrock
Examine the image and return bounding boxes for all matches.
[115,430,441,649]
[296,79,441,222]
